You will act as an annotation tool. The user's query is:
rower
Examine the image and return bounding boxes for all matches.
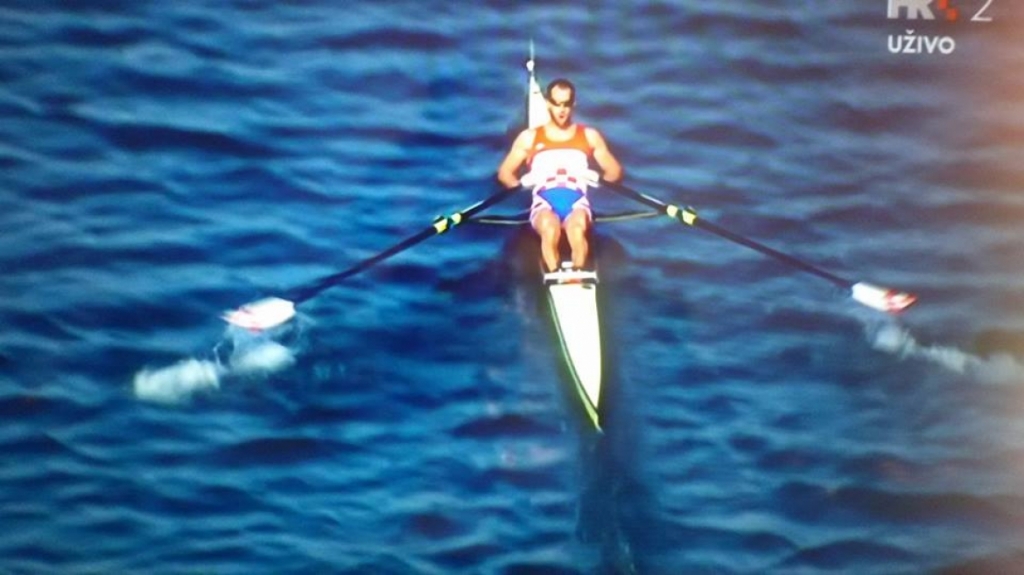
[497,78,624,273]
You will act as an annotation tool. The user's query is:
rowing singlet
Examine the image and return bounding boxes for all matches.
[527,125,594,222]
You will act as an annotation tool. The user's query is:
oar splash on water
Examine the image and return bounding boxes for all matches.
[133,324,299,404]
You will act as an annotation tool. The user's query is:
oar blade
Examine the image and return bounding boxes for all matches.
[851,282,918,314]
[223,297,297,331]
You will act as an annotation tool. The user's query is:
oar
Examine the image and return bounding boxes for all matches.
[223,187,516,330]
[603,180,917,314]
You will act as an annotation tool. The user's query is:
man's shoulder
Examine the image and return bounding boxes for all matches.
[514,127,538,146]
[581,125,606,144]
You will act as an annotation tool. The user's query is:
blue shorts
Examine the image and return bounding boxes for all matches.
[531,187,590,222]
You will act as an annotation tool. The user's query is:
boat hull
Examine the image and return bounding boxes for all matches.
[545,272,603,429]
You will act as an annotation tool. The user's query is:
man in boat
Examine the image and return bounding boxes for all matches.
[497,79,623,274]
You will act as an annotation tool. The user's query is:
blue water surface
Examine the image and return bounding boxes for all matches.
[3,2,1024,574]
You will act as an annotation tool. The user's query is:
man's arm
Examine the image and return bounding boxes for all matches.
[496,130,534,189]
[586,128,623,183]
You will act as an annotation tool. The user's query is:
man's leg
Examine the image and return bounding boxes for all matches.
[532,208,563,272]
[564,208,591,269]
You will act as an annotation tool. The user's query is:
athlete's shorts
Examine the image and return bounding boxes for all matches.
[530,187,591,224]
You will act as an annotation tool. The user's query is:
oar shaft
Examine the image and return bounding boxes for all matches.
[694,218,850,288]
[285,228,435,303]
[605,181,852,289]
[284,188,515,304]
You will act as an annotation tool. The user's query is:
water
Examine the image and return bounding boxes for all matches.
[3,2,1024,573]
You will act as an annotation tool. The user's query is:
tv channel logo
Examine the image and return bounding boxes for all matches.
[887,0,995,22]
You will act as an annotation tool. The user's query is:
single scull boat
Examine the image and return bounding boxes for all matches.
[524,49,604,430]
[220,45,917,433]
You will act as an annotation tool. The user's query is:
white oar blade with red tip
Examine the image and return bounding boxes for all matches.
[222,297,297,331]
[851,282,918,314]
